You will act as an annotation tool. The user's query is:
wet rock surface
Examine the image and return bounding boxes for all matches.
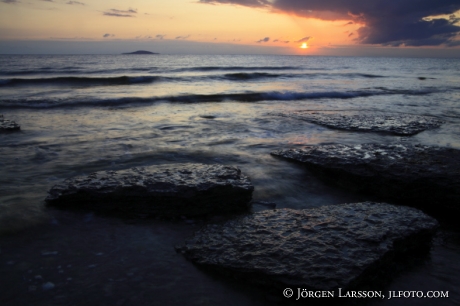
[0,114,20,132]
[46,163,254,217]
[277,111,444,135]
[177,202,438,291]
[271,144,460,212]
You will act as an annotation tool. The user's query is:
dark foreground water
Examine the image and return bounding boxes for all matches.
[1,55,460,305]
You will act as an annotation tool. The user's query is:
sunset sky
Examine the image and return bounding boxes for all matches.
[1,0,460,56]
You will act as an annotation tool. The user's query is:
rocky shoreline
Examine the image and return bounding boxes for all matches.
[177,202,438,293]
[46,163,254,218]
[2,104,454,304]
[274,111,444,136]
[39,113,455,297]
[271,144,460,214]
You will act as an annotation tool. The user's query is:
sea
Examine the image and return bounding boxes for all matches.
[0,54,459,305]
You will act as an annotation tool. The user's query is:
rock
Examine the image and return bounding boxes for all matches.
[177,202,438,292]
[0,114,20,132]
[271,144,460,212]
[276,111,443,136]
[45,163,254,217]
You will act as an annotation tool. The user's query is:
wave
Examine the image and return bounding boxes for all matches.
[0,76,164,86]
[0,67,157,77]
[0,66,296,76]
[171,66,301,73]
[0,74,280,86]
[0,70,84,76]
[343,73,386,78]
[219,72,283,80]
[0,88,439,109]
[0,71,390,87]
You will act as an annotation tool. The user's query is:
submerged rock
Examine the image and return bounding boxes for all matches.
[0,115,20,132]
[277,111,443,136]
[177,202,438,291]
[46,163,254,217]
[271,144,460,211]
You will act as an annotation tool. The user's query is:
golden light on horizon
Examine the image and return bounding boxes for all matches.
[300,42,308,49]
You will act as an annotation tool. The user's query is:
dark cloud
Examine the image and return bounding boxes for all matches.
[295,36,311,43]
[67,1,84,5]
[103,8,137,17]
[256,37,270,43]
[199,0,270,8]
[200,0,460,46]
[104,12,133,17]
[175,35,190,39]
[273,39,290,43]
[447,40,460,46]
[110,8,137,14]
[2,0,20,3]
[103,33,115,38]
[358,16,460,46]
[156,34,166,39]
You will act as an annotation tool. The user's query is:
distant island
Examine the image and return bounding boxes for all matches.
[122,50,159,55]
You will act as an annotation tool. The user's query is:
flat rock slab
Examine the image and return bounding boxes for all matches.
[271,144,460,211]
[177,202,438,291]
[46,163,254,217]
[278,111,444,136]
[0,115,20,132]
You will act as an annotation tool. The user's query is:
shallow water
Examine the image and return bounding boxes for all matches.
[1,55,460,305]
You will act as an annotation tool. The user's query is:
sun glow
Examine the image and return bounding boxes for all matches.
[300,42,308,49]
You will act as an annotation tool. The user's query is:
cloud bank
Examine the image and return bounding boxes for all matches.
[199,0,460,46]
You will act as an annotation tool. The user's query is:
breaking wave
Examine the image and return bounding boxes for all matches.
[0,88,439,109]
[0,72,389,87]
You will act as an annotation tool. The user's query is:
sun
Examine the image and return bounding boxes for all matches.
[300,43,308,49]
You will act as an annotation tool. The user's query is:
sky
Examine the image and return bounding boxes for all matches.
[0,0,460,57]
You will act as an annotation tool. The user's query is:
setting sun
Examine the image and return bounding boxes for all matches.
[300,43,308,49]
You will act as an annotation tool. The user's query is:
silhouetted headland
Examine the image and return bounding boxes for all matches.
[122,50,159,55]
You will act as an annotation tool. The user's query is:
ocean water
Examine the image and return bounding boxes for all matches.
[0,54,460,305]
